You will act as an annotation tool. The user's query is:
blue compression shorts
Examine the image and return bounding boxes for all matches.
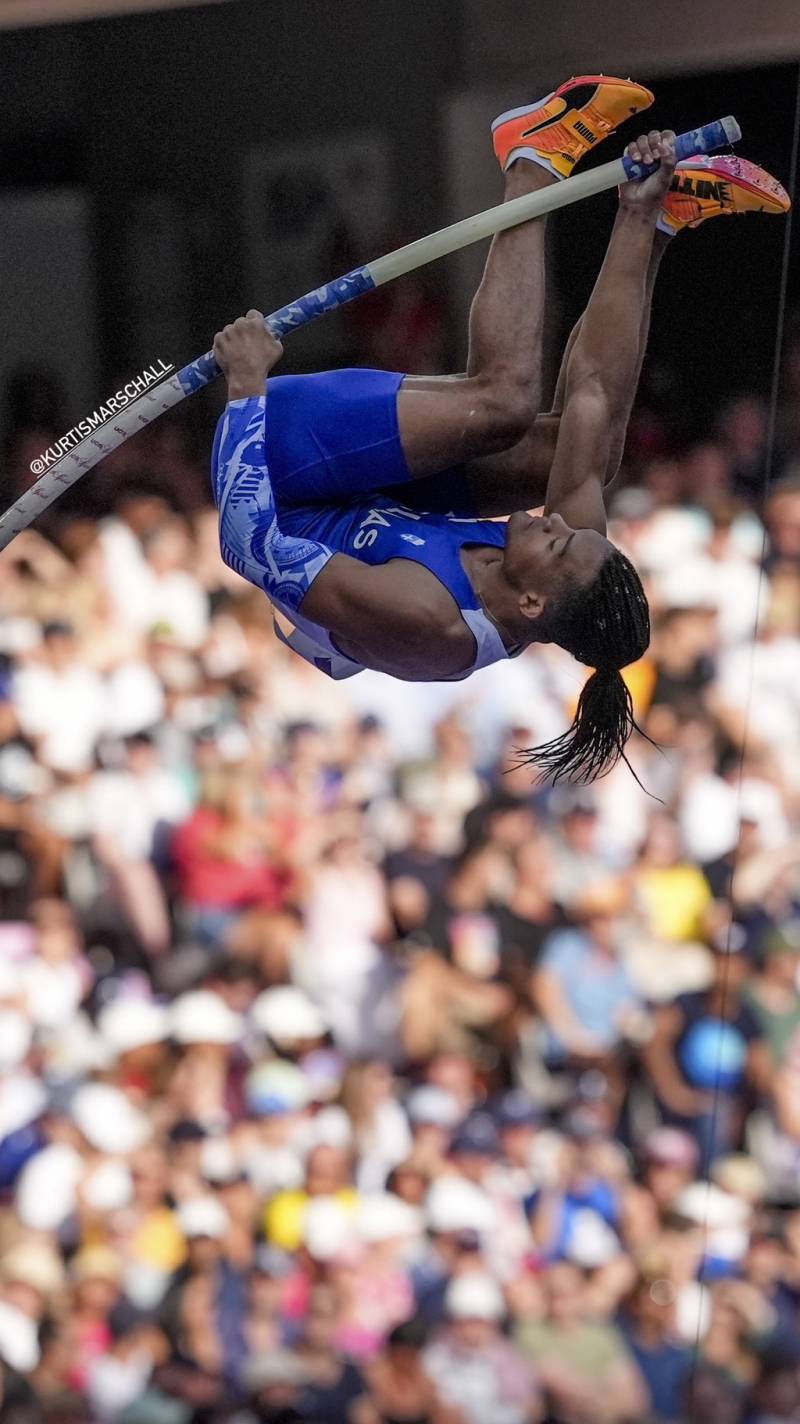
[240,367,476,525]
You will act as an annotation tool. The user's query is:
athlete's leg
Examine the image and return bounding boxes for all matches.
[396,75,656,480]
[254,160,555,519]
[397,159,556,476]
[463,151,792,517]
[463,232,670,516]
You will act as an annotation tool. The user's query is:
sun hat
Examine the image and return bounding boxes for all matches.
[177,1196,230,1240]
[98,998,170,1055]
[71,1083,151,1155]
[170,990,243,1046]
[445,1272,505,1321]
[425,1176,496,1235]
[251,986,326,1045]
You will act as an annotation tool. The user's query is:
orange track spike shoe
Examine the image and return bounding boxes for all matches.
[658,154,791,235]
[492,74,655,179]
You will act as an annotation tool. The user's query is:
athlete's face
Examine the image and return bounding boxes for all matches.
[502,511,611,621]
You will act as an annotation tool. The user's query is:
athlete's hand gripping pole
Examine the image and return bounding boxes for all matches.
[0,116,741,551]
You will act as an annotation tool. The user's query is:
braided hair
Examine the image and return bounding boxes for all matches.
[517,547,651,785]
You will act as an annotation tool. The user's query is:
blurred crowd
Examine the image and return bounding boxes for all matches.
[0,320,800,1424]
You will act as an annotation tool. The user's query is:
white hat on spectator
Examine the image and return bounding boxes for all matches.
[738,778,789,843]
[445,1272,505,1321]
[303,1198,353,1261]
[708,1226,751,1263]
[674,1182,750,1229]
[712,1154,768,1204]
[16,1144,82,1231]
[0,1012,32,1071]
[83,1159,134,1212]
[98,998,170,1055]
[425,1176,496,1235]
[305,1104,354,1151]
[245,1059,312,1116]
[0,961,22,999]
[43,1011,114,1075]
[0,1299,40,1371]
[358,1193,423,1245]
[0,1074,47,1140]
[0,617,42,656]
[406,1085,461,1129]
[71,1083,151,1155]
[0,1241,65,1299]
[675,1281,711,1343]
[201,1137,240,1185]
[245,1145,306,1197]
[0,743,50,800]
[177,1196,230,1240]
[655,564,716,610]
[251,986,326,1045]
[565,1209,621,1268]
[171,990,243,1046]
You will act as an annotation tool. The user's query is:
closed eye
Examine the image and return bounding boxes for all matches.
[559,532,576,558]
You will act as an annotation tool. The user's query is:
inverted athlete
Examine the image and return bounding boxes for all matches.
[211,76,789,784]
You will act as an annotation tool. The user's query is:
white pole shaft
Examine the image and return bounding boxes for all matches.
[0,160,624,552]
[0,377,188,551]
[0,110,738,550]
[367,157,627,285]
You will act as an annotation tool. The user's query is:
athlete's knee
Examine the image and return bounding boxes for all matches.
[473,371,536,448]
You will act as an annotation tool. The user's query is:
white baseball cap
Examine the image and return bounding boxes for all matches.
[358,1193,423,1244]
[251,986,326,1044]
[71,1083,151,1155]
[0,1300,40,1371]
[171,990,243,1046]
[16,1144,82,1231]
[0,1074,47,1139]
[98,998,170,1055]
[674,1182,750,1228]
[406,1085,461,1129]
[177,1196,230,1240]
[565,1209,621,1268]
[82,1159,134,1212]
[0,1011,32,1071]
[303,1198,353,1261]
[445,1272,505,1321]
[425,1176,496,1234]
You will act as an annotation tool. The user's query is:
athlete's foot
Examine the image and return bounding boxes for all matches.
[658,154,791,235]
[492,74,654,180]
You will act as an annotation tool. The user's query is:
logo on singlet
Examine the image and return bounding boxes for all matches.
[400,533,426,546]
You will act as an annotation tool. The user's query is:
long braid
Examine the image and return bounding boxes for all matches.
[517,549,652,785]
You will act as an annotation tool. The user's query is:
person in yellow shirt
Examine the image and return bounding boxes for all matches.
[633,814,711,943]
[265,1145,359,1252]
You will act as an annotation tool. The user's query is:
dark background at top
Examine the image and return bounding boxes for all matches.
[0,0,797,455]
[553,63,799,442]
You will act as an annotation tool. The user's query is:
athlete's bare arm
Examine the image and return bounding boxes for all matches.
[300,557,474,679]
[543,129,676,534]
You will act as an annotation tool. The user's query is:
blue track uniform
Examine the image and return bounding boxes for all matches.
[212,370,514,680]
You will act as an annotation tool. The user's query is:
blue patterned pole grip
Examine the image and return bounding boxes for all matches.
[177,267,376,395]
[620,115,741,182]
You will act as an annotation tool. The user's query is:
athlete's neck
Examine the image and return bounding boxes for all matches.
[461,544,536,652]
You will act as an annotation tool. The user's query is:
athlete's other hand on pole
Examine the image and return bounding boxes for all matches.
[619,129,677,214]
[213,310,284,399]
